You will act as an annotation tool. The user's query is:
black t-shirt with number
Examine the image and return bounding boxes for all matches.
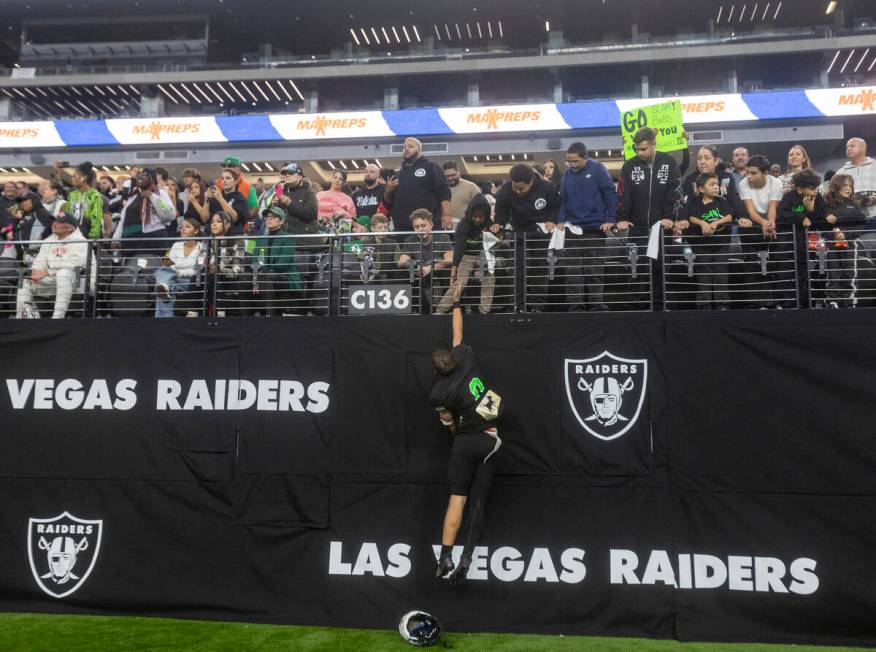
[430,344,500,434]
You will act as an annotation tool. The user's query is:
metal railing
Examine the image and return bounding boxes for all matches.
[804,228,876,309]
[2,225,874,319]
[663,227,801,310]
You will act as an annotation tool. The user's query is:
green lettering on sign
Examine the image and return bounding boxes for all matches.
[469,377,485,400]
[620,100,688,160]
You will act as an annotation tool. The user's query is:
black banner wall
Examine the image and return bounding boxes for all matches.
[1,311,875,646]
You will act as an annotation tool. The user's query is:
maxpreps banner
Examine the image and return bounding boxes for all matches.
[0,85,871,149]
[1,312,876,646]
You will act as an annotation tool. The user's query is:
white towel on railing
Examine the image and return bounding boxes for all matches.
[482,231,500,274]
[646,222,663,260]
[535,223,582,250]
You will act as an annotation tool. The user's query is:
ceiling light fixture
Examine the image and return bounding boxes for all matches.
[289,81,305,101]
[157,84,180,104]
[825,1,837,15]
[825,49,841,74]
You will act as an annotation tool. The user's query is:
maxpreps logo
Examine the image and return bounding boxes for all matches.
[28,511,103,599]
[297,116,367,137]
[132,121,201,141]
[466,108,541,130]
[0,127,40,139]
[565,351,648,441]
[838,88,876,112]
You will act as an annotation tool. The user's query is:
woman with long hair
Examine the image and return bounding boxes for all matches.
[822,173,867,307]
[316,170,356,234]
[153,216,205,317]
[778,144,814,193]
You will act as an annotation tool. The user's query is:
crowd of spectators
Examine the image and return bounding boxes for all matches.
[0,132,874,319]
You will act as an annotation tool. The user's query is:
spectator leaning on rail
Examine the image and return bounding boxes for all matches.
[443,160,481,225]
[557,142,617,312]
[16,212,91,319]
[616,128,681,232]
[836,137,876,224]
[207,212,247,316]
[778,169,826,308]
[153,216,205,318]
[385,137,452,232]
[738,155,784,307]
[676,173,735,310]
[397,208,453,313]
[252,206,302,316]
[437,194,498,315]
[821,174,868,308]
[494,163,561,311]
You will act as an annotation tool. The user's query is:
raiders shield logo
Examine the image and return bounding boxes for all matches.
[28,511,103,599]
[564,351,648,441]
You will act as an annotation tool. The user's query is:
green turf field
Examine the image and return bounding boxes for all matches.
[0,613,871,652]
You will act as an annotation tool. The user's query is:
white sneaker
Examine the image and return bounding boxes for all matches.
[217,310,226,317]
[185,311,199,318]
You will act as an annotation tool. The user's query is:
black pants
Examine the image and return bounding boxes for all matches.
[691,237,729,309]
[825,238,863,307]
[733,227,774,308]
[564,230,606,311]
[769,228,805,308]
[447,429,502,558]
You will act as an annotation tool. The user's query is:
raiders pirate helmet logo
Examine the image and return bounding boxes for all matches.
[534,198,547,210]
[414,168,427,178]
[28,511,103,599]
[564,351,648,441]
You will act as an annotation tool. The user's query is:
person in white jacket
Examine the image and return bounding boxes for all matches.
[16,213,90,319]
[153,216,206,318]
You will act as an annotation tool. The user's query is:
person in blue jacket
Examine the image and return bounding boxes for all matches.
[557,142,617,311]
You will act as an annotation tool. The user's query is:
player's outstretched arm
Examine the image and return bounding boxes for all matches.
[451,282,463,347]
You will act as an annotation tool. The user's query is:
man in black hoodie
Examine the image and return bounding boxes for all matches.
[616,128,682,309]
[385,138,452,232]
[777,169,826,308]
[436,194,498,314]
[495,163,561,311]
[616,128,682,231]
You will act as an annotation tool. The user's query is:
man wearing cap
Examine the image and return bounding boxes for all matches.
[16,213,92,319]
[217,156,259,219]
[253,206,301,316]
[274,163,318,235]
